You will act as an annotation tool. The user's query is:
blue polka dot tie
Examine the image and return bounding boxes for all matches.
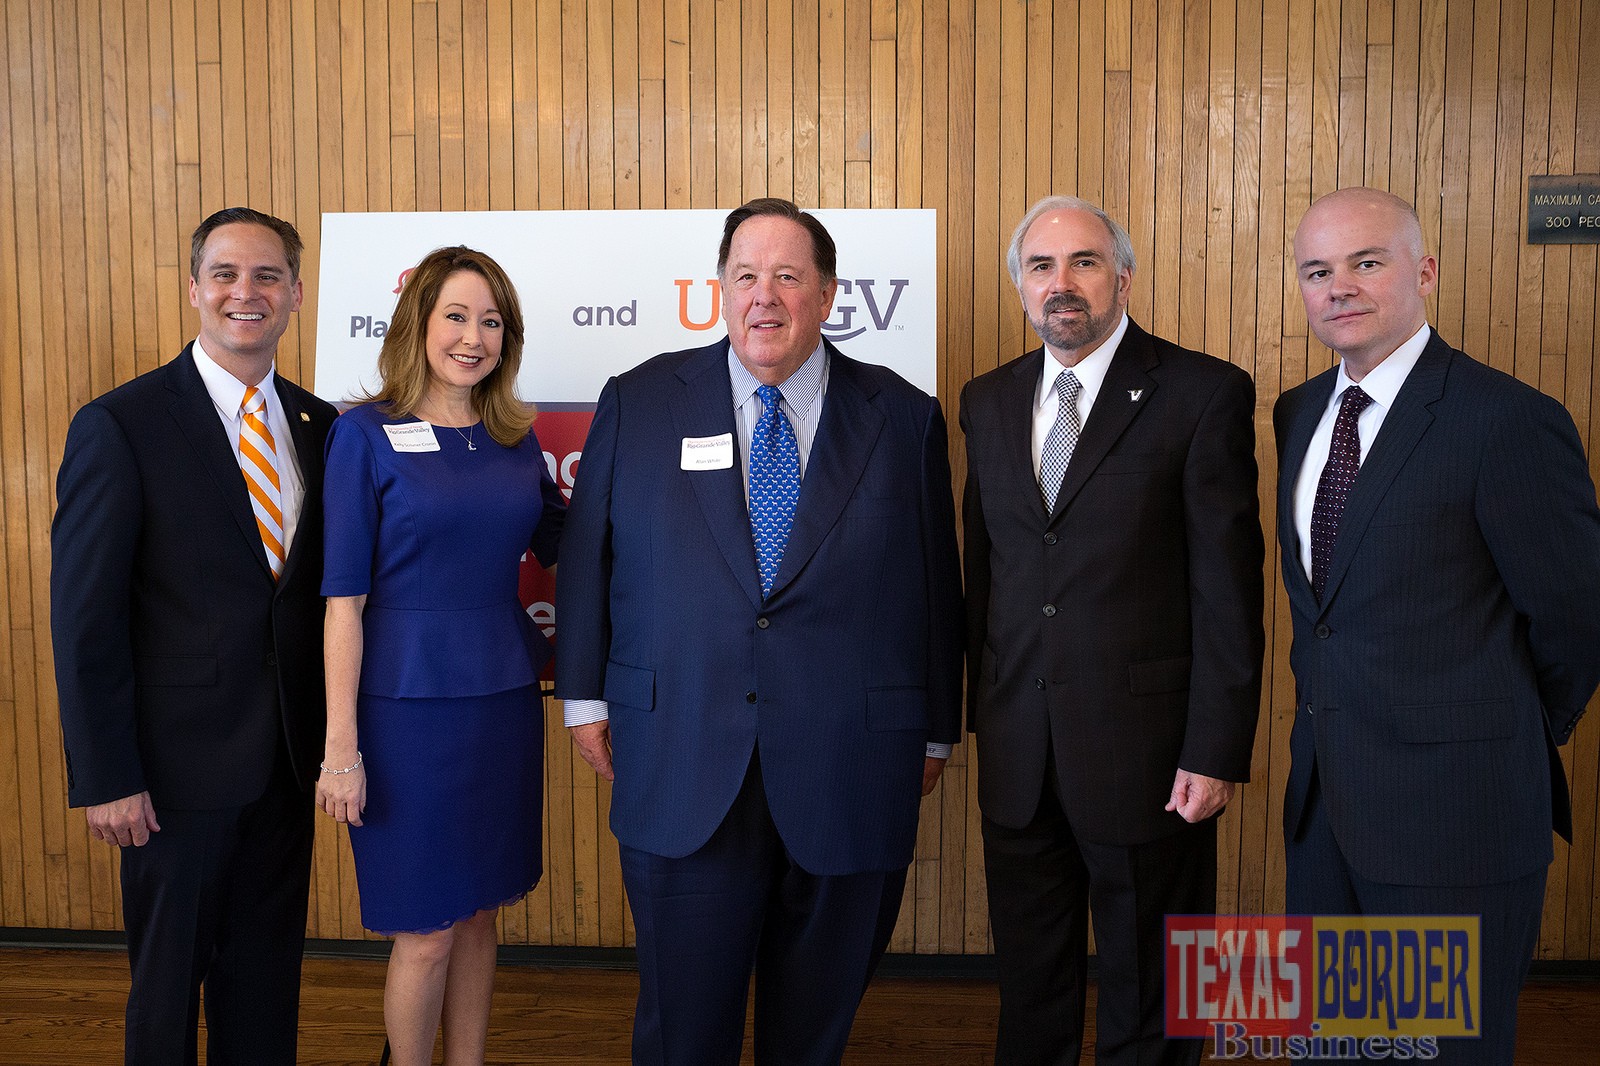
[1310,385,1372,602]
[749,384,801,599]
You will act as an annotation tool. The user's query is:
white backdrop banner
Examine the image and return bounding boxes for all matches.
[313,209,938,406]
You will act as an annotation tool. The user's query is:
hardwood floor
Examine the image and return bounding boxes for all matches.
[1,946,1596,1063]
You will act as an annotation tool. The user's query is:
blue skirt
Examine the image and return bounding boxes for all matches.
[349,685,544,935]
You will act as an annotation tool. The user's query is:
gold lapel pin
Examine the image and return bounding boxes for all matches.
[300,412,310,421]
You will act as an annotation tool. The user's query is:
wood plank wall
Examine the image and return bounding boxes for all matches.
[2,0,1598,959]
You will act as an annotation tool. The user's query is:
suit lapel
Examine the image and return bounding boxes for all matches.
[1317,333,1449,609]
[670,341,764,609]
[165,346,276,580]
[1049,322,1159,522]
[1277,368,1336,611]
[768,346,885,599]
[1001,351,1045,511]
[274,378,321,587]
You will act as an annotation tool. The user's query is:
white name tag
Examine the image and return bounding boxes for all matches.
[383,421,441,452]
[681,432,734,470]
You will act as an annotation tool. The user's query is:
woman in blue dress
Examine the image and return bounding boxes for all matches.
[316,246,563,1065]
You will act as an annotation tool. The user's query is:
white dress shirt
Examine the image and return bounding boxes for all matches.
[1292,323,1430,579]
[191,339,307,555]
[1032,313,1130,479]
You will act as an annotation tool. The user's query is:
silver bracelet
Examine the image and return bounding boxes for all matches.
[320,751,363,775]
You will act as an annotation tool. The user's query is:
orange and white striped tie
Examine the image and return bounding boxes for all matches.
[239,386,285,578]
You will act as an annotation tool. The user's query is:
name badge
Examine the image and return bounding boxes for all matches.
[681,432,734,470]
[383,421,441,452]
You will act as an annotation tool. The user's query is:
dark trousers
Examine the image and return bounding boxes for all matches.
[982,765,1215,1066]
[119,761,314,1066]
[619,753,907,1066]
[1286,772,1545,1066]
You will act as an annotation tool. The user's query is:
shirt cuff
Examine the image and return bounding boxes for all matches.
[564,699,610,727]
[925,742,952,759]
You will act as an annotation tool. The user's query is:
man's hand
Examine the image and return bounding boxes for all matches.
[921,755,946,796]
[1165,769,1236,823]
[571,721,615,781]
[86,791,160,847]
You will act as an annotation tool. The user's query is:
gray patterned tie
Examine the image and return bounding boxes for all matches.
[1038,369,1082,512]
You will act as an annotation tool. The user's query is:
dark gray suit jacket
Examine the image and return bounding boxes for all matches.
[961,319,1265,845]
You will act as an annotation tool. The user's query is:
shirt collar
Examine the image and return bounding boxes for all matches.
[1333,322,1430,410]
[1036,312,1129,411]
[728,340,827,418]
[192,338,278,418]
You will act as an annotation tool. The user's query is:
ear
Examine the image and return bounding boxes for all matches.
[1416,254,1438,298]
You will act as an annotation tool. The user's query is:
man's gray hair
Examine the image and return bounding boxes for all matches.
[1005,195,1137,288]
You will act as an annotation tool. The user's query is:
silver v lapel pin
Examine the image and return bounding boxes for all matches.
[1128,389,1144,402]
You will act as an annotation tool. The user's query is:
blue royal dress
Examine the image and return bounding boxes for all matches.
[322,402,564,934]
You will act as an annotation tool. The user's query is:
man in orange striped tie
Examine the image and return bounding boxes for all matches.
[51,208,339,1065]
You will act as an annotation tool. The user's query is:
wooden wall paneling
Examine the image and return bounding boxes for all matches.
[359,0,390,213]
[739,0,768,201]
[535,0,563,209]
[0,0,22,932]
[389,0,417,213]
[1124,0,1155,327]
[893,0,919,209]
[1491,0,1529,378]
[44,0,92,928]
[339,0,369,214]
[437,0,468,210]
[766,0,794,201]
[511,0,538,210]
[586,0,615,209]
[1363,0,1392,189]
[483,0,515,211]
[1335,0,1366,188]
[412,2,443,211]
[612,0,641,210]
[1076,0,1103,206]
[4,0,1600,959]
[1389,0,1420,202]
[1243,0,1286,922]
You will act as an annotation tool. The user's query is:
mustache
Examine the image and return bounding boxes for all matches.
[1043,295,1090,315]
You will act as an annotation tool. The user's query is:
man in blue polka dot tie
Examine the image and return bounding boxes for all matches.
[558,198,964,1065]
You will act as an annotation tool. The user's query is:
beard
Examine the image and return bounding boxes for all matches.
[1029,293,1120,354]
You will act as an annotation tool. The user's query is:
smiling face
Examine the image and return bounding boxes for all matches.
[188,222,303,378]
[720,215,838,385]
[1014,208,1132,367]
[1294,189,1438,380]
[423,269,504,403]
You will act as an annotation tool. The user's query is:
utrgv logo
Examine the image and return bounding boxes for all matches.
[675,278,912,340]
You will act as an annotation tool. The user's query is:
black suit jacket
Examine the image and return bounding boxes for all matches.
[1275,331,1600,886]
[960,320,1265,845]
[51,345,338,810]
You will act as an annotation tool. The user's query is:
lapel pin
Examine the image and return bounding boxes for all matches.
[300,412,310,421]
[1128,389,1144,402]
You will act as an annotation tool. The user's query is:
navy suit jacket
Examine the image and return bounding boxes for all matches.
[555,339,964,876]
[961,321,1265,844]
[1275,331,1600,886]
[52,346,337,810]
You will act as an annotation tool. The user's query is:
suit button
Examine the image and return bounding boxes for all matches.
[746,691,757,704]
[1314,624,1330,638]
[1035,678,1046,690]
[265,653,277,667]
[1043,532,1058,545]
[1042,604,1057,617]
[756,617,770,629]
[1305,702,1315,716]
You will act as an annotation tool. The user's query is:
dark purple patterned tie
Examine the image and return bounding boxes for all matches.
[1309,385,1372,602]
